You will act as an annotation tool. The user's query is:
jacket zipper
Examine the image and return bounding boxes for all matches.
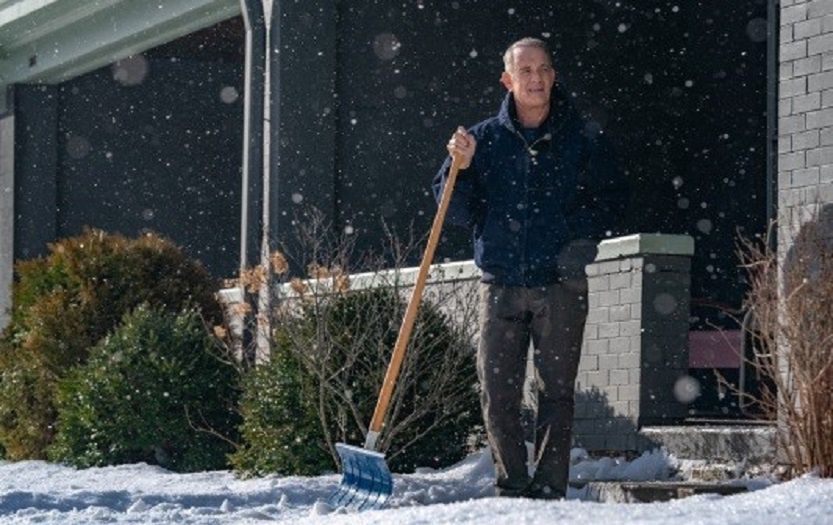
[510,130,551,285]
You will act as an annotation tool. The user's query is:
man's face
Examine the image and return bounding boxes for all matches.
[500,46,556,110]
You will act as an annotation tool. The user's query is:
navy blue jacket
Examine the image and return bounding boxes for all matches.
[433,89,628,287]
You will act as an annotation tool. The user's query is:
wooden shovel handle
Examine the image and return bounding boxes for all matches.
[367,156,463,439]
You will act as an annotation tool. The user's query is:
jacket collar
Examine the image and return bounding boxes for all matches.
[497,86,572,135]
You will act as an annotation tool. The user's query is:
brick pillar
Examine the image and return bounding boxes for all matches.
[574,234,694,452]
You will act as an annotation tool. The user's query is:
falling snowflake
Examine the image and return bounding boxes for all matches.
[220,86,239,104]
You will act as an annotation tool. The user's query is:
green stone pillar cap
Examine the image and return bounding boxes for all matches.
[595,233,695,262]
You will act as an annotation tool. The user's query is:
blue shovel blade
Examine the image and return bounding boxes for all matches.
[328,442,393,511]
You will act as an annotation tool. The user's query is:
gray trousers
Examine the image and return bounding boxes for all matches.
[477,279,587,496]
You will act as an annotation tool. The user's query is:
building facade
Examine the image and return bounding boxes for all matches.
[2,1,810,425]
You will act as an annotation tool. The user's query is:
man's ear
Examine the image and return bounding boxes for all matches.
[500,71,513,92]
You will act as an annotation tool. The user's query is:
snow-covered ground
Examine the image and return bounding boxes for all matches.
[0,449,830,524]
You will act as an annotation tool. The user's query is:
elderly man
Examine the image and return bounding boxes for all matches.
[433,37,627,499]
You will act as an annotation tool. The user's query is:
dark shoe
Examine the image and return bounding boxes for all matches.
[523,483,565,500]
[495,483,529,498]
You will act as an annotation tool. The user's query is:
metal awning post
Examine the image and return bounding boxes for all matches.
[239,0,265,273]
[239,0,278,363]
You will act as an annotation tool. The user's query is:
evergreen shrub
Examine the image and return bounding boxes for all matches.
[49,305,239,472]
[0,229,221,459]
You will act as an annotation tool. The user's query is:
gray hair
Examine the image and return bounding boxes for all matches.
[502,37,553,72]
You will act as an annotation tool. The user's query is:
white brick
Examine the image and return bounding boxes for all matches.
[782,3,808,25]
[610,305,630,322]
[619,320,641,337]
[780,77,807,98]
[807,145,833,166]
[599,354,619,370]
[795,18,822,39]
[610,369,629,386]
[823,89,833,108]
[793,129,820,150]
[781,22,795,45]
[792,167,820,186]
[806,107,833,129]
[579,355,599,372]
[597,260,621,275]
[808,70,833,92]
[779,98,793,118]
[618,352,641,369]
[586,370,608,388]
[809,0,833,18]
[794,92,821,113]
[588,292,601,308]
[823,14,833,33]
[619,287,641,304]
[795,55,822,77]
[587,308,609,324]
[779,150,806,171]
[803,185,819,203]
[781,60,795,81]
[599,290,619,307]
[822,165,833,183]
[819,184,833,202]
[782,40,808,61]
[780,114,805,135]
[587,339,609,356]
[588,275,609,292]
[783,187,803,206]
[820,126,833,144]
[584,323,598,340]
[609,336,630,353]
[609,273,631,290]
[823,51,833,71]
[598,322,620,339]
[618,385,640,402]
[780,135,793,153]
[809,32,833,56]
[603,387,620,404]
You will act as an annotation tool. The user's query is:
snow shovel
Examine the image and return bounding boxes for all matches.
[328,155,464,511]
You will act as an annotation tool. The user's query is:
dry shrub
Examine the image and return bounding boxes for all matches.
[225,209,484,475]
[738,207,833,477]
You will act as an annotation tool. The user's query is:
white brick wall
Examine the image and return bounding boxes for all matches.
[780,0,833,205]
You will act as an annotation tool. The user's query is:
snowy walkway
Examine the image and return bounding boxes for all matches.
[0,450,830,524]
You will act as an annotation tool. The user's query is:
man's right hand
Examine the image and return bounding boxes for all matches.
[446,126,476,169]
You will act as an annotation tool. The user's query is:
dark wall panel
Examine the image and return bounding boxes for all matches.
[14,85,58,260]
[54,58,243,278]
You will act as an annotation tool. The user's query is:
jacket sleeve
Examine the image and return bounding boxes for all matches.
[432,153,482,229]
[569,130,630,241]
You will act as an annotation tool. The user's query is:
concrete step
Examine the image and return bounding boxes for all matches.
[640,422,777,464]
[576,480,748,503]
